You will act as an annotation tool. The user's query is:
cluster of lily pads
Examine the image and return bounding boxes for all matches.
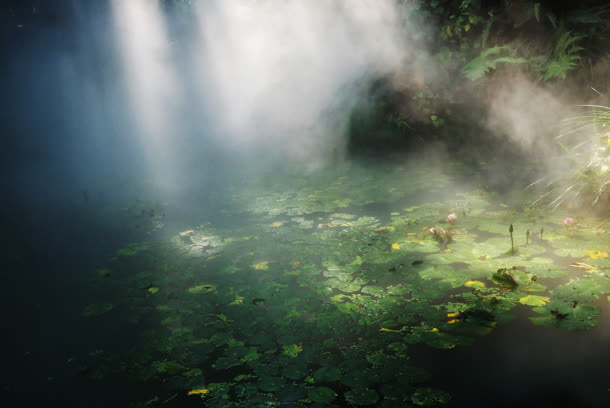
[81,164,609,407]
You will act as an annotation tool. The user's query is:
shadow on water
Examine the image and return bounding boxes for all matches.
[411,301,610,408]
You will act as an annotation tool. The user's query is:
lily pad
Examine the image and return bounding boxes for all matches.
[308,386,337,404]
[344,388,379,405]
[257,376,286,392]
[518,295,550,307]
[313,366,341,382]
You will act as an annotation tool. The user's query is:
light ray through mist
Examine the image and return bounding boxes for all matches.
[110,0,180,191]
[192,0,409,166]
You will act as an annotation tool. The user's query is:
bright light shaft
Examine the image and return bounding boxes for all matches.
[111,0,180,187]
[193,0,407,163]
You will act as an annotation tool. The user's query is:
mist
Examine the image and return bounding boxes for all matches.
[3,1,609,407]
[4,0,588,229]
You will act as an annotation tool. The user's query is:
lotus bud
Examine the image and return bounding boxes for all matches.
[429,227,437,235]
[447,213,457,223]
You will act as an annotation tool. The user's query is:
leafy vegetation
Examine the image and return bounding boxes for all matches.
[529,103,609,212]
[76,162,608,406]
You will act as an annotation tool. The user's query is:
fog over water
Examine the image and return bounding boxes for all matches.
[2,2,608,407]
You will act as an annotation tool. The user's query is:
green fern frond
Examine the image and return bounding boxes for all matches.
[461,46,527,81]
[542,54,581,80]
[554,31,586,56]
[538,31,586,81]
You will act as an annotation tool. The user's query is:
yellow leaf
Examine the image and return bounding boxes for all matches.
[586,250,609,259]
[179,229,194,237]
[447,313,459,318]
[252,261,269,270]
[380,327,401,333]
[187,389,209,396]
[430,328,439,333]
[270,222,284,228]
[447,319,459,324]
[519,295,550,307]
[464,280,485,289]
[229,296,244,305]
[148,287,159,294]
[391,243,401,250]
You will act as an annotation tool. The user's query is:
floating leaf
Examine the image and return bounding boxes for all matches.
[344,388,379,405]
[519,295,550,307]
[411,387,451,406]
[257,376,285,392]
[251,261,269,270]
[464,280,485,289]
[308,386,337,404]
[282,344,303,358]
[314,367,341,382]
[187,284,216,294]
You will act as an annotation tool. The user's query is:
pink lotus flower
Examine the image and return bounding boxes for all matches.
[563,217,574,226]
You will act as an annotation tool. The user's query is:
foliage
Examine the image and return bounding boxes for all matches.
[529,104,609,212]
[461,46,527,81]
[538,31,586,81]
[76,161,610,406]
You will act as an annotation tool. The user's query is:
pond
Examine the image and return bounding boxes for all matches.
[10,160,609,407]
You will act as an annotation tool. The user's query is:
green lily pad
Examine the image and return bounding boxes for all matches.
[344,388,379,405]
[530,303,600,330]
[308,386,337,404]
[337,281,362,293]
[282,365,307,380]
[282,344,303,358]
[475,220,512,235]
[257,376,285,392]
[518,295,550,307]
[411,387,451,406]
[361,285,384,297]
[314,366,341,382]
